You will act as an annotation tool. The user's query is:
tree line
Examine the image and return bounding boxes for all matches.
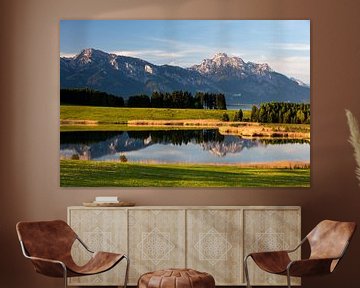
[61,88,125,107]
[222,102,310,124]
[132,91,226,109]
[61,88,227,110]
[249,102,310,124]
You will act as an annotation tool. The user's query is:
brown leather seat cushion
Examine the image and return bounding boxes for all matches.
[138,268,215,288]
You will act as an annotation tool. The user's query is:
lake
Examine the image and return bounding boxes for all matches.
[226,104,255,111]
[60,129,310,164]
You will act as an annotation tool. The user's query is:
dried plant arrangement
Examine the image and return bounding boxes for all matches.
[346,109,360,185]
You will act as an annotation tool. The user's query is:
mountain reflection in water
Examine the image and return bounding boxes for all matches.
[60,129,309,163]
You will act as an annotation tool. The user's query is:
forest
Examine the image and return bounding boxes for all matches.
[61,88,227,110]
[248,102,310,124]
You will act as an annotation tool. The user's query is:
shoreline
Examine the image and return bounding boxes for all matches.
[60,159,310,169]
[61,119,310,140]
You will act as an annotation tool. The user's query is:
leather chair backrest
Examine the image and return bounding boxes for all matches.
[307,220,356,260]
[16,220,77,262]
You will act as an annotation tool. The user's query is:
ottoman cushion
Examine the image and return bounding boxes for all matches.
[138,268,215,288]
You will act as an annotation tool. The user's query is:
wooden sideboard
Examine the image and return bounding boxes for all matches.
[67,206,301,286]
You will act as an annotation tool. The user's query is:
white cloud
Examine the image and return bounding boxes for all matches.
[264,56,310,84]
[60,52,76,58]
[111,49,186,59]
[111,48,209,67]
[270,43,310,51]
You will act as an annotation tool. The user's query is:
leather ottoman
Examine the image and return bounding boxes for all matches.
[138,268,215,288]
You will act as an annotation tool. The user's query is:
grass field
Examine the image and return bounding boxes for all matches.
[264,123,310,133]
[60,160,310,187]
[60,105,248,123]
[60,124,207,132]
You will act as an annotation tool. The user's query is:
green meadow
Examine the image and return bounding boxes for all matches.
[60,105,249,123]
[60,160,310,187]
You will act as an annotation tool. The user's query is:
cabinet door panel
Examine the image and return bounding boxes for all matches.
[187,209,243,285]
[244,209,301,286]
[128,209,186,284]
[68,209,127,286]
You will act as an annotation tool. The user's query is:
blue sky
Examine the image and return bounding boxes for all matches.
[60,20,310,83]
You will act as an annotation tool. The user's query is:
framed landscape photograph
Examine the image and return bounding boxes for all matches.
[60,20,310,187]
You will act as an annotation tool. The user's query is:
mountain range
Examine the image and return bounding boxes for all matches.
[60,48,310,104]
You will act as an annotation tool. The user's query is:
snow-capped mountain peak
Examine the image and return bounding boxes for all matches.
[290,77,309,87]
[190,52,273,78]
[213,52,230,59]
[75,48,94,64]
[212,52,245,67]
[74,48,111,65]
[190,53,245,75]
[61,48,310,103]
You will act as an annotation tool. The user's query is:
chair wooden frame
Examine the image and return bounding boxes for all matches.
[243,220,356,288]
[16,220,129,288]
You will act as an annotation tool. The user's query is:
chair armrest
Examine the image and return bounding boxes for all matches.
[247,250,290,259]
[287,258,336,277]
[245,237,306,259]
[25,255,67,278]
[19,240,67,277]
[25,255,65,266]
[246,251,292,274]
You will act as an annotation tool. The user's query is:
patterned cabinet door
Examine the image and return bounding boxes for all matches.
[68,208,128,286]
[128,209,186,284]
[187,209,243,285]
[243,209,301,286]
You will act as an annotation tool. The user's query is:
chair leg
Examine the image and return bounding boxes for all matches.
[286,269,291,288]
[62,264,68,288]
[123,255,130,288]
[244,255,252,288]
